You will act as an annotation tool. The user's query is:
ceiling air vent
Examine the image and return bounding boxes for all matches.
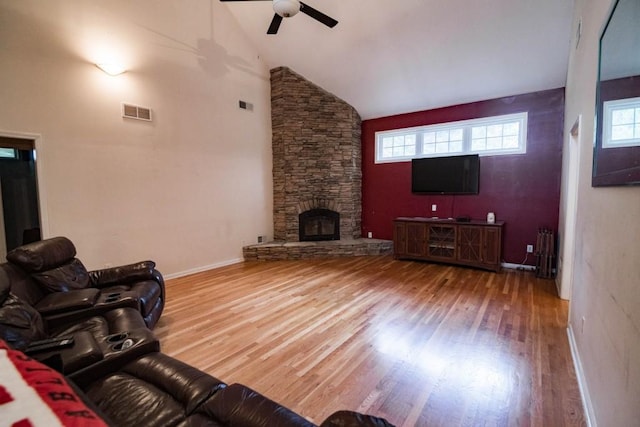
[122,103,152,121]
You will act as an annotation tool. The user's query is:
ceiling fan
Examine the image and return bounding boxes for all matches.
[220,0,338,35]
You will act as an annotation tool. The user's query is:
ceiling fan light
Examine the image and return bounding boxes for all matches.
[273,0,300,18]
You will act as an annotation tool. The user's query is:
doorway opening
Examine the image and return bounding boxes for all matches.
[0,136,41,259]
[557,116,582,301]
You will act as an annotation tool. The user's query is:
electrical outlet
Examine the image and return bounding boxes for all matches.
[431,204,437,212]
[581,316,586,334]
[367,232,373,238]
[526,244,534,253]
[257,235,264,243]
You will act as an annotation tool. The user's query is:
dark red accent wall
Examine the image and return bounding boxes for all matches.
[361,88,565,265]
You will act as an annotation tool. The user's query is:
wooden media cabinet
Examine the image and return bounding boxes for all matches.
[393,217,504,272]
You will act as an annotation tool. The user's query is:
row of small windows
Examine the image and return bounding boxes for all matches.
[376,112,528,163]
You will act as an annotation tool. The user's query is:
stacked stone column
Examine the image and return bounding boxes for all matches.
[271,67,362,242]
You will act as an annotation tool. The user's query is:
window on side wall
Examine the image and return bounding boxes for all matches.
[375,112,528,163]
[603,97,640,149]
[0,148,17,159]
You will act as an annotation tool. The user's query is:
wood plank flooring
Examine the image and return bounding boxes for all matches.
[154,256,585,427]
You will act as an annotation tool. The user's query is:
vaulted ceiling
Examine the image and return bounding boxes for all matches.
[221,0,575,119]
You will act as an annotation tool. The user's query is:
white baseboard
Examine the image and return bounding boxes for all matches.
[567,324,596,427]
[164,258,244,280]
[501,262,536,271]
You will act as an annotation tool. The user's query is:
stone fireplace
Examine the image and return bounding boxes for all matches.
[243,67,392,260]
[270,67,361,242]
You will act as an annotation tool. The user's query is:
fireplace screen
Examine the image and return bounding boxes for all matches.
[299,208,340,242]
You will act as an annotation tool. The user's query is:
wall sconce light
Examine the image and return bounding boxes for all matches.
[95,63,126,76]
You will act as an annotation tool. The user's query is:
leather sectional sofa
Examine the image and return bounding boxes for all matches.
[0,237,393,427]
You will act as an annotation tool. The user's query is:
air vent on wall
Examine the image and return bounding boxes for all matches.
[239,100,253,111]
[122,103,152,121]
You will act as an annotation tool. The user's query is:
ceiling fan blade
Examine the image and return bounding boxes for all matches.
[267,13,283,34]
[299,2,338,28]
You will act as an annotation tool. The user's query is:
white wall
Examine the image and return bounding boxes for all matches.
[0,0,274,275]
[563,0,640,425]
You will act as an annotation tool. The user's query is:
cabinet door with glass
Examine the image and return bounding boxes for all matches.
[427,225,456,260]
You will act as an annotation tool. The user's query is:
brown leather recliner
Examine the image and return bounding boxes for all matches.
[0,266,159,376]
[3,236,165,328]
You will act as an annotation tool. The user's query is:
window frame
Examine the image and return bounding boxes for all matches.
[374,112,528,164]
[602,97,640,149]
[0,148,17,159]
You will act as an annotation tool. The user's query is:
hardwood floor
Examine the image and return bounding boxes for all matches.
[154,256,585,427]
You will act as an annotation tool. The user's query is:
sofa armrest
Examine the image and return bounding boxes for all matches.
[35,288,100,315]
[88,261,159,288]
[68,327,160,387]
[320,410,395,427]
[202,383,315,427]
[80,352,226,426]
[27,331,104,374]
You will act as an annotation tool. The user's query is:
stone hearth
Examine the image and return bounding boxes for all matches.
[243,239,393,261]
[243,67,392,260]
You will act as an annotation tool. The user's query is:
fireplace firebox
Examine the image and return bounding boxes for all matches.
[299,209,340,242]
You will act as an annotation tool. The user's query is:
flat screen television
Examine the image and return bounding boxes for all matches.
[411,154,480,195]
